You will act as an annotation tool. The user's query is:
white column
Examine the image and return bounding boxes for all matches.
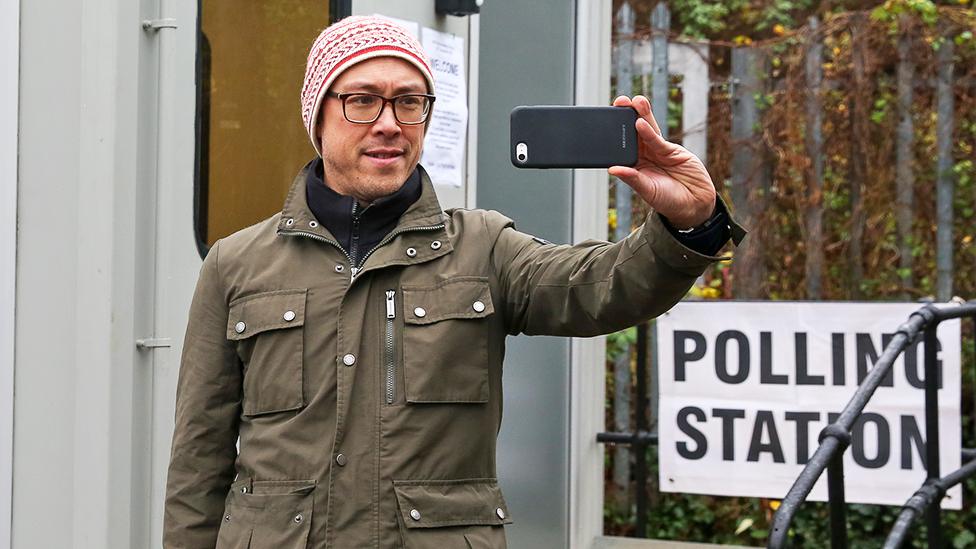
[571,0,611,547]
[0,0,20,546]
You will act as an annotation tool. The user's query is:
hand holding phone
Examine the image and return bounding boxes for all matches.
[510,95,719,230]
[606,94,717,229]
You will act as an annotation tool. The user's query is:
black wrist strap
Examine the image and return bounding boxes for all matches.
[661,198,732,257]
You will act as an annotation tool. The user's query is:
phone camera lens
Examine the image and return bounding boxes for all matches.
[517,153,526,162]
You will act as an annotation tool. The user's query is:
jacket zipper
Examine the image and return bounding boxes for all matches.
[280,229,357,281]
[385,290,396,405]
[349,202,362,271]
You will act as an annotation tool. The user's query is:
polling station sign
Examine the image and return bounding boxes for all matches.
[657,302,962,509]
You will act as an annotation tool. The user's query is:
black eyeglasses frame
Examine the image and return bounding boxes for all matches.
[326,91,436,125]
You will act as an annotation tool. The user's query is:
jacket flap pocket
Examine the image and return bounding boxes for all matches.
[402,278,494,325]
[226,479,316,511]
[393,478,512,528]
[227,289,307,340]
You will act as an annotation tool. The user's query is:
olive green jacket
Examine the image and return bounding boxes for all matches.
[163,165,740,549]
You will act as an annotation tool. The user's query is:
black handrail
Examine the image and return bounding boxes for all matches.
[769,301,976,549]
[884,452,976,548]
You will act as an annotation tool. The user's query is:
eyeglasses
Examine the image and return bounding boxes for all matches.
[327,92,436,125]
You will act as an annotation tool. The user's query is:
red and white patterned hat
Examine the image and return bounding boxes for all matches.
[301,15,435,156]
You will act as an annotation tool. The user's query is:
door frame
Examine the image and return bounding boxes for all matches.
[0,0,20,546]
[570,0,612,546]
[147,0,206,543]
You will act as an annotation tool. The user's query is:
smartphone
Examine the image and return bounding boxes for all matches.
[510,105,638,169]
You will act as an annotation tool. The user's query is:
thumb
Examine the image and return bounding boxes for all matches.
[608,166,660,207]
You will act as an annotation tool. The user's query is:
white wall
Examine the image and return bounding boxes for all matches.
[15,0,147,546]
[0,0,20,547]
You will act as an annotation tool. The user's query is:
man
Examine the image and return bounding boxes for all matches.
[164,15,743,549]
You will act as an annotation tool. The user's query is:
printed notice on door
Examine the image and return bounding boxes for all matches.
[420,27,467,188]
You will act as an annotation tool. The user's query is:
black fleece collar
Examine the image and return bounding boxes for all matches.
[305,158,422,264]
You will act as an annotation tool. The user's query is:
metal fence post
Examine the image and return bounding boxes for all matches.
[804,16,825,300]
[611,1,635,514]
[923,325,943,547]
[848,14,870,300]
[651,2,670,140]
[635,322,649,538]
[826,452,848,549]
[730,46,769,298]
[895,14,916,298]
[935,36,955,303]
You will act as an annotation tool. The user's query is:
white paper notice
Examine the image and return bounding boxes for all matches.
[420,27,467,188]
[374,14,419,39]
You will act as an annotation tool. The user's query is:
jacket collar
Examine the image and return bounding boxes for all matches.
[304,158,422,254]
[277,160,452,269]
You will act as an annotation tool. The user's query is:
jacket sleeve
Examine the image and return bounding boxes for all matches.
[163,240,242,548]
[491,207,735,337]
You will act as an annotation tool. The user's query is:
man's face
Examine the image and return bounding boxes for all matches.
[318,57,428,203]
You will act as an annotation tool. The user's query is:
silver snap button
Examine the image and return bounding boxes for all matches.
[309,220,319,228]
[414,307,427,318]
[285,218,295,226]
[335,453,347,466]
[496,508,506,520]
[410,509,421,521]
[294,513,303,524]
[234,321,246,334]
[224,514,231,522]
[240,486,247,494]
[430,240,442,250]
[406,247,417,257]
[472,301,486,313]
[342,354,356,366]
[335,264,344,273]
[283,310,296,322]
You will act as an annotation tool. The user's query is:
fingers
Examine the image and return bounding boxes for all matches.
[612,95,664,137]
[636,117,682,162]
[613,94,675,158]
[636,118,664,147]
[612,95,632,107]
[630,95,662,136]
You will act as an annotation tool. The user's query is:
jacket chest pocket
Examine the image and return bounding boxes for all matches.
[400,278,494,404]
[227,289,307,416]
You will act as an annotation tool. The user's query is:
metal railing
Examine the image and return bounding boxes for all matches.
[769,301,976,549]
[597,323,655,538]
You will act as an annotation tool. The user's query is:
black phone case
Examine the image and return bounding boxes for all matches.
[510,106,639,169]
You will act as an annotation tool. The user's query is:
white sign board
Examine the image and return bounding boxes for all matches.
[657,302,962,509]
[420,27,467,188]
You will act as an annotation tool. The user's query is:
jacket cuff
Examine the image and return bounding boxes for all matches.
[660,195,733,256]
[644,196,746,275]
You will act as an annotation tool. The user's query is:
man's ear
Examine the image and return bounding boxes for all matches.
[316,104,326,133]
[422,105,433,135]
[315,103,327,153]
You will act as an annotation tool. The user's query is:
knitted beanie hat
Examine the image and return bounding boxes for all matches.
[301,15,435,156]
